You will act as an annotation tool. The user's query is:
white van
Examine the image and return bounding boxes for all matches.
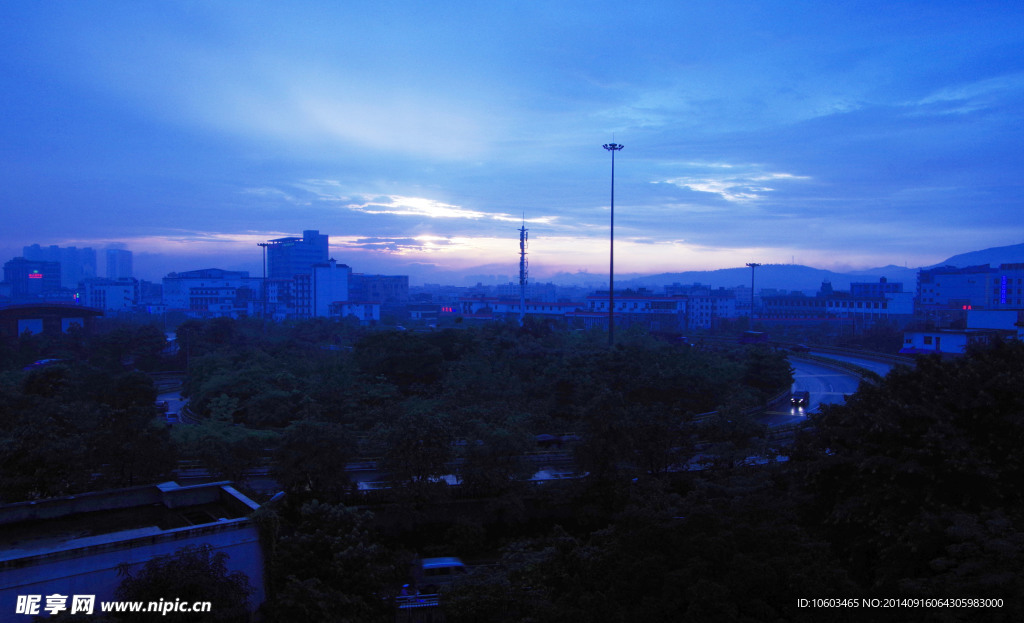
[417,557,468,591]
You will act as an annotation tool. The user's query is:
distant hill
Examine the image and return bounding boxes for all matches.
[410,242,1024,290]
[619,264,919,293]
[930,242,1024,269]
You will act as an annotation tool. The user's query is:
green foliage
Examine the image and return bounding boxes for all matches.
[739,344,794,403]
[354,331,445,391]
[0,362,175,502]
[89,322,169,372]
[449,475,856,623]
[258,501,398,623]
[836,320,905,353]
[271,420,357,502]
[115,544,252,622]
[172,395,276,484]
[373,401,454,488]
[456,420,534,496]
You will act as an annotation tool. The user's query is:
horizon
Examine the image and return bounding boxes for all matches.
[4,2,1024,283]
[5,237,1015,290]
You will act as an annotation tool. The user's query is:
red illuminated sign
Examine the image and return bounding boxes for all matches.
[28,272,44,279]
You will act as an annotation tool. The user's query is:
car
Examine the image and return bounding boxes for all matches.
[416,557,468,592]
[790,391,810,408]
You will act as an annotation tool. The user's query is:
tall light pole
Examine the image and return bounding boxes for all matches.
[746,262,761,325]
[603,142,623,347]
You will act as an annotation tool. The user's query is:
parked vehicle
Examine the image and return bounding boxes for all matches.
[416,557,468,592]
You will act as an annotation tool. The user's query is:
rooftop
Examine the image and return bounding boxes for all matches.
[0,481,259,564]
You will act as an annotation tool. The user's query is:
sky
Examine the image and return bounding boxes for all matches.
[2,1,1024,284]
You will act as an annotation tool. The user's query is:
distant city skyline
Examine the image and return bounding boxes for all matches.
[3,2,1024,283]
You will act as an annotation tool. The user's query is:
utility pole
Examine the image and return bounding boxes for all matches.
[603,142,623,347]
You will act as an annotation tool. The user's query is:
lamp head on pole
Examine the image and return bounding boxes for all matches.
[603,143,624,152]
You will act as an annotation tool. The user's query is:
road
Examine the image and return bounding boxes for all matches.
[157,389,188,424]
[757,355,889,427]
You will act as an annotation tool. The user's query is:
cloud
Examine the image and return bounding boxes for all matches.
[656,164,811,203]
[341,236,456,253]
[284,180,559,226]
[345,194,558,224]
[241,187,311,206]
[909,72,1024,114]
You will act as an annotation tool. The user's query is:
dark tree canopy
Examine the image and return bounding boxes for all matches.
[116,544,252,622]
[795,339,1024,605]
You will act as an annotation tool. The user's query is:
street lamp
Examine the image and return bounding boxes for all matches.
[603,142,623,347]
[746,262,761,324]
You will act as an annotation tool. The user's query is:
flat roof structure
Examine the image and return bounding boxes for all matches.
[0,481,265,615]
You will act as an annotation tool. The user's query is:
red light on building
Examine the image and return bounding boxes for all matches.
[28,272,44,279]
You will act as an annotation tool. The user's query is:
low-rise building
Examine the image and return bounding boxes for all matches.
[0,304,102,339]
[762,278,914,328]
[917,265,994,309]
[583,291,688,332]
[162,269,259,319]
[83,278,137,312]
[329,300,381,325]
[900,328,1009,355]
[0,481,265,616]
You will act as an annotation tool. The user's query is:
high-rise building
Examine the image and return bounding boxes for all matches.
[3,257,62,299]
[105,249,133,280]
[265,230,329,279]
[23,244,97,289]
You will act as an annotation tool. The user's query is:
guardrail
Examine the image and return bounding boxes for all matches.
[788,353,880,382]
[177,404,201,425]
[791,344,914,366]
[691,387,792,423]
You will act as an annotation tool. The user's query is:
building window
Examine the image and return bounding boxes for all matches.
[924,336,933,345]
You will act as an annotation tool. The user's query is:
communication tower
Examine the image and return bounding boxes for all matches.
[519,218,528,326]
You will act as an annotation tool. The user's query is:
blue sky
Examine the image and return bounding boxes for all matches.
[3,1,1023,283]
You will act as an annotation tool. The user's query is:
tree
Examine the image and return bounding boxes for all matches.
[794,340,1024,606]
[271,420,357,501]
[374,401,454,490]
[739,344,794,404]
[0,364,175,501]
[116,544,252,622]
[354,331,444,392]
[172,394,275,484]
[258,501,397,623]
[457,421,534,496]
